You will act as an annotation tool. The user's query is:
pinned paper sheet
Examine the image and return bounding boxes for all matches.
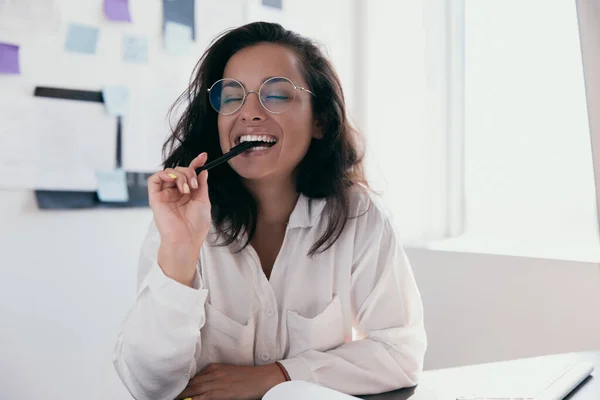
[0,96,115,191]
[262,0,283,9]
[196,0,245,50]
[102,86,130,116]
[122,35,149,63]
[104,0,131,22]
[0,0,60,34]
[65,24,99,54]
[0,43,20,74]
[96,169,129,202]
[165,21,192,55]
[163,0,195,40]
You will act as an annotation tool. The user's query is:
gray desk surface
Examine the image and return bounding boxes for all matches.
[360,351,599,400]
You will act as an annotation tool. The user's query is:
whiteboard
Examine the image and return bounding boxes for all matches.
[0,0,250,190]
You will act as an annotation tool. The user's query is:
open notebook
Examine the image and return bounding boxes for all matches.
[263,381,359,400]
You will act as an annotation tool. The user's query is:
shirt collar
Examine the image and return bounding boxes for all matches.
[287,194,327,229]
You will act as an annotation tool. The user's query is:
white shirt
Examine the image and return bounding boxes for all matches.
[113,189,427,400]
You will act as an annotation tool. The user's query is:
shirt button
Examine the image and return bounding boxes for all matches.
[266,308,274,316]
[261,353,270,362]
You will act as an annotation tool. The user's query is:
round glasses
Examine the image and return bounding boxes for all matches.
[207,76,315,115]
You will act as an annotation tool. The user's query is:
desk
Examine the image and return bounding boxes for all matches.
[361,352,599,400]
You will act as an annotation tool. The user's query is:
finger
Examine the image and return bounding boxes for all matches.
[188,152,208,171]
[177,377,215,400]
[175,166,199,190]
[148,170,177,196]
[193,390,227,400]
[164,168,190,195]
[192,170,209,201]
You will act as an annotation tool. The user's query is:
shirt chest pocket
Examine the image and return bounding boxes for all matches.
[201,303,256,366]
[285,295,346,358]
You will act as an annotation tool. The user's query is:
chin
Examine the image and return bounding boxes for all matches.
[232,165,276,181]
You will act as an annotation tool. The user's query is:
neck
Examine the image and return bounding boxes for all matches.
[244,177,299,226]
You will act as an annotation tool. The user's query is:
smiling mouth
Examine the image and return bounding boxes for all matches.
[236,134,278,147]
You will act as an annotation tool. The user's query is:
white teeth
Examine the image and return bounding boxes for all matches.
[238,134,277,144]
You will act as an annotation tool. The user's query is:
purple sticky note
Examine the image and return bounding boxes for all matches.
[104,0,131,22]
[0,43,20,74]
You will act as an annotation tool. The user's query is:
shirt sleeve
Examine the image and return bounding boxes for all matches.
[113,220,209,400]
[279,209,427,396]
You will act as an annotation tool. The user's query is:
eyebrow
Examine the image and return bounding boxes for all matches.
[222,76,290,88]
[262,76,288,84]
[222,80,242,89]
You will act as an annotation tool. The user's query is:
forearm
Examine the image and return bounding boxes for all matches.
[114,261,208,400]
[279,327,426,396]
[158,243,201,287]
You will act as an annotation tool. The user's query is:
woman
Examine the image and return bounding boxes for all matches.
[113,22,427,400]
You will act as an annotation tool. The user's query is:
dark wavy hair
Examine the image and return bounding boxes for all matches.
[163,22,368,257]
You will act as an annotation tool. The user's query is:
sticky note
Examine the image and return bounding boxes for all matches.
[262,0,283,9]
[0,43,20,74]
[122,35,149,63]
[102,85,130,116]
[165,21,192,55]
[65,24,99,54]
[162,0,195,40]
[104,0,131,22]
[96,169,129,202]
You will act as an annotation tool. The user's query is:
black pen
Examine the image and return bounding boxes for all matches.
[195,141,275,174]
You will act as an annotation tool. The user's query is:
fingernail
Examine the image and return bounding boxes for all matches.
[183,183,190,194]
[191,179,198,189]
[168,173,177,179]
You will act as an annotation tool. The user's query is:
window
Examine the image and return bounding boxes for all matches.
[363,0,464,243]
[430,0,600,261]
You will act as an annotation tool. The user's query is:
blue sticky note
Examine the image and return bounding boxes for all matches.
[162,0,195,40]
[65,24,99,54]
[165,21,192,55]
[102,85,130,116]
[96,169,129,202]
[262,0,283,9]
[122,35,149,63]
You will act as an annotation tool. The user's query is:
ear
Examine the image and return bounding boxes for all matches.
[312,118,324,139]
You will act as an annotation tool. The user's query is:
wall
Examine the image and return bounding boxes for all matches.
[406,247,600,370]
[1,1,600,399]
[0,1,356,399]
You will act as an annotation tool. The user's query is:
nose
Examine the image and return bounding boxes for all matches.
[240,90,266,122]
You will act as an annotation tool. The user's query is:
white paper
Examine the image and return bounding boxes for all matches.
[164,21,193,55]
[0,97,116,190]
[0,0,60,34]
[197,0,246,50]
[122,80,180,173]
[263,381,359,400]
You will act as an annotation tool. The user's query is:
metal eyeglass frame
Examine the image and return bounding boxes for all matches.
[207,76,315,115]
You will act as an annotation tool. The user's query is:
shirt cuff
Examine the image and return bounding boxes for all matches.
[143,261,208,316]
[278,357,314,383]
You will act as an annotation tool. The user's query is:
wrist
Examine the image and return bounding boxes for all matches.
[157,243,200,286]
[260,363,287,392]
